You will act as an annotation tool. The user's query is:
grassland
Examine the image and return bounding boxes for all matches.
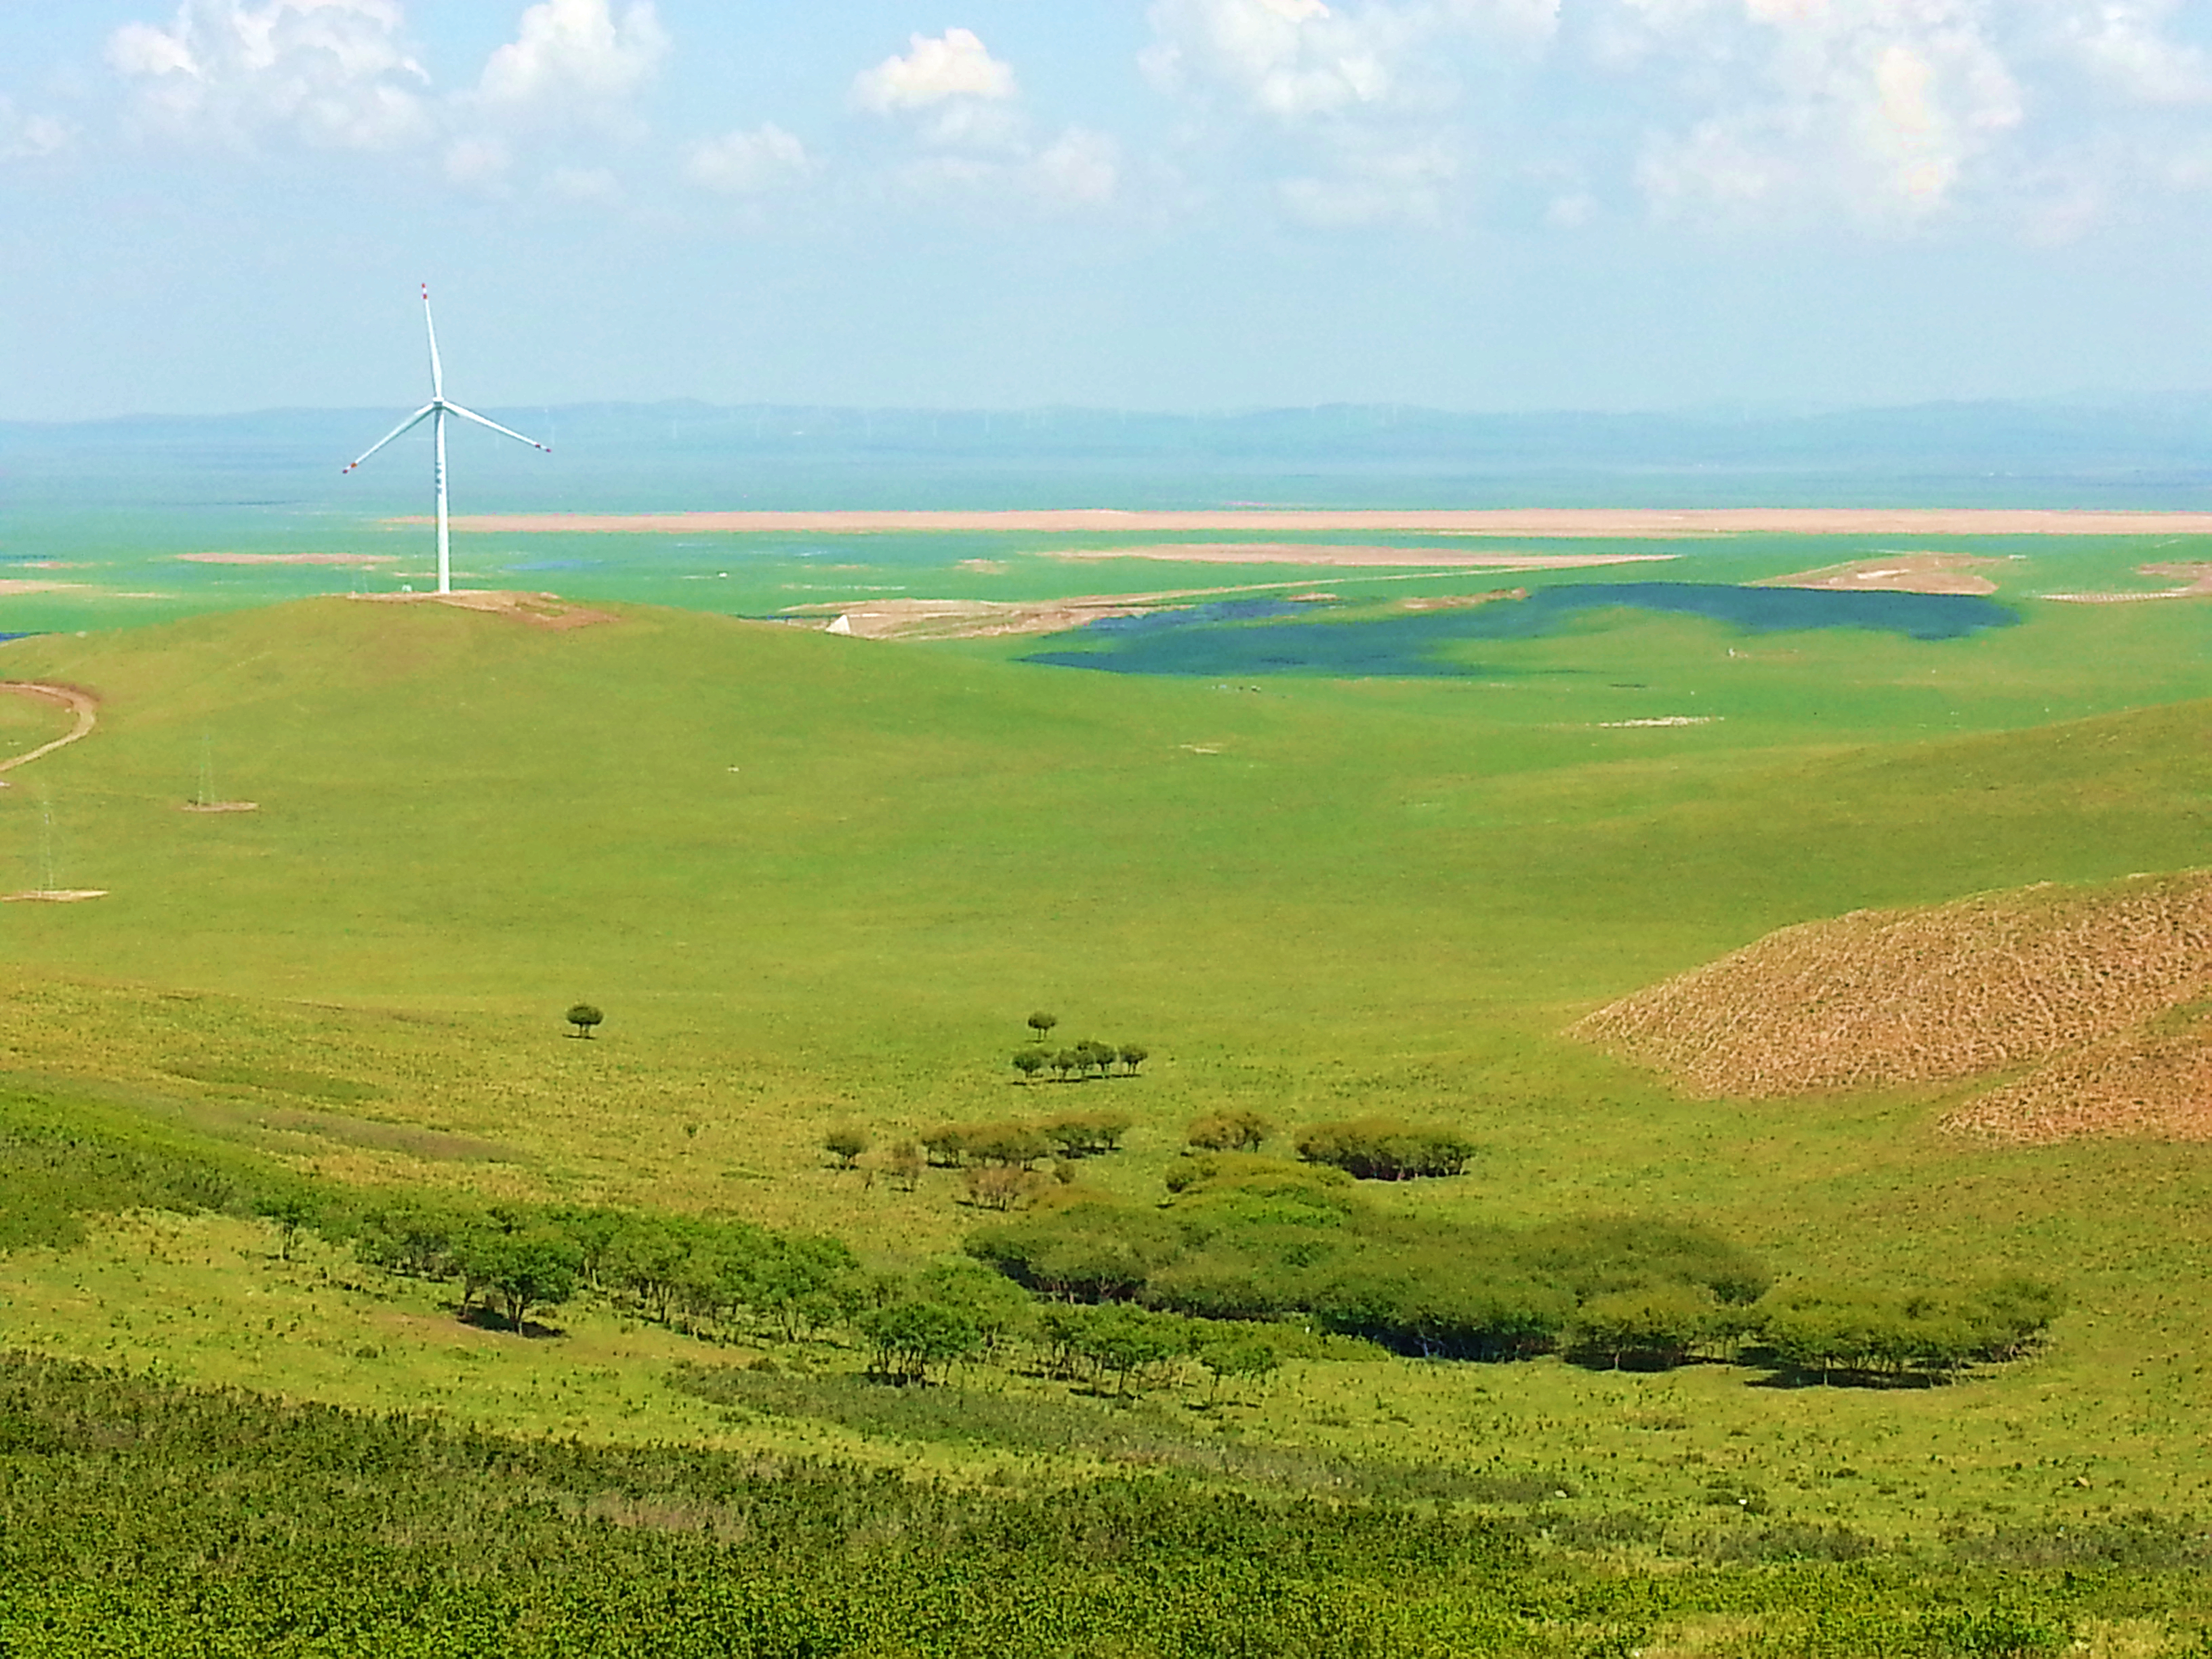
[7,542,2212,1648]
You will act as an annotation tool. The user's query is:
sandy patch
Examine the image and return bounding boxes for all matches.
[956,559,1009,574]
[1398,587,1528,612]
[2045,561,2212,603]
[417,508,2212,537]
[793,596,1155,641]
[1755,552,2010,596]
[3,889,107,903]
[346,590,617,631]
[0,579,86,596]
[1597,716,1719,729]
[1050,546,1681,569]
[785,573,1484,641]
[180,802,260,814]
[180,553,397,567]
[0,683,98,775]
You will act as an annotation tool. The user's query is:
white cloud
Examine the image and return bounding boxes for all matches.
[0,100,70,162]
[1279,134,1460,223]
[478,0,668,113]
[852,28,1017,113]
[1142,0,1557,120]
[2069,0,2212,104]
[108,0,432,150]
[1608,0,2026,224]
[1029,127,1122,207]
[1140,0,1557,226]
[851,28,1115,211]
[687,123,812,194]
[547,163,619,202]
[443,133,510,189]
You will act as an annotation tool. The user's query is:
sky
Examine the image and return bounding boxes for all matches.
[9,0,2212,420]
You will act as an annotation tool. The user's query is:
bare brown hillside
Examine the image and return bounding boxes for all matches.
[1574,872,2212,1101]
[1943,1020,2212,1143]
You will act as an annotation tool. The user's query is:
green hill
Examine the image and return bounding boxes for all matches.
[5,592,2212,1649]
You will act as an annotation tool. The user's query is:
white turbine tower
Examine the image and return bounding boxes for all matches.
[343,286,550,596]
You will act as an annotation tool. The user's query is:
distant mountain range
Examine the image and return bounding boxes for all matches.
[5,398,2211,514]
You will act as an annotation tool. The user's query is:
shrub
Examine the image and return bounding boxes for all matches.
[1309,1261,1571,1360]
[1521,1216,1771,1306]
[969,1202,1186,1301]
[1187,1110,1270,1153]
[1295,1118,1475,1181]
[822,1126,868,1169]
[1042,1111,1132,1158]
[1747,1277,2063,1384]
[1565,1284,1723,1370]
[884,1140,925,1191]
[964,1166,1035,1211]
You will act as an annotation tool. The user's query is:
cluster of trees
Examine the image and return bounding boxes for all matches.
[1185,1113,1475,1180]
[1036,1303,1297,1401]
[920,1112,1133,1168]
[1012,1040,1148,1084]
[353,1196,864,1340]
[1295,1118,1476,1181]
[968,1154,2062,1379]
[1744,1280,2066,1384]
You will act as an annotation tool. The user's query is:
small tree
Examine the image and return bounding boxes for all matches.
[257,1191,315,1262]
[861,1300,982,1385]
[1193,1328,1282,1404]
[823,1126,869,1170]
[1027,1010,1059,1045]
[1118,1044,1149,1076]
[885,1139,925,1191]
[1012,1048,1049,1085]
[565,1003,604,1040]
[462,1227,582,1333]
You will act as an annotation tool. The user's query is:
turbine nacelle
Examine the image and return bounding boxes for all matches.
[340,287,550,595]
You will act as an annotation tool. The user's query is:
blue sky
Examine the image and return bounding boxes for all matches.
[8,0,2212,419]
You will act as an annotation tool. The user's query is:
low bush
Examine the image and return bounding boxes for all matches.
[1746,1277,2065,1385]
[1295,1118,1475,1181]
[1187,1109,1271,1153]
[1040,1110,1132,1157]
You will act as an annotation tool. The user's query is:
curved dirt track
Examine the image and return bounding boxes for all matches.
[0,683,98,775]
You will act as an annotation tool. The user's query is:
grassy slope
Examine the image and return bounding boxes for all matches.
[2,590,2212,1550]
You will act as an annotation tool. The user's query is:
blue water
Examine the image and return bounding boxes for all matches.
[1023,583,2020,678]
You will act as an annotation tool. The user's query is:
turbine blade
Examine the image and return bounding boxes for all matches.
[443,401,552,453]
[342,403,436,473]
[422,285,444,401]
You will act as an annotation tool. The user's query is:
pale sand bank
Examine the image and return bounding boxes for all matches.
[403,508,2212,537]
[180,552,396,567]
[1754,552,2013,596]
[1046,547,1677,569]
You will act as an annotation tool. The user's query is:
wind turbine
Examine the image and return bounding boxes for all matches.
[343,286,550,596]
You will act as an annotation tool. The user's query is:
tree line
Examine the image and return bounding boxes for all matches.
[970,1153,2061,1382]
[1187,1111,1476,1181]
